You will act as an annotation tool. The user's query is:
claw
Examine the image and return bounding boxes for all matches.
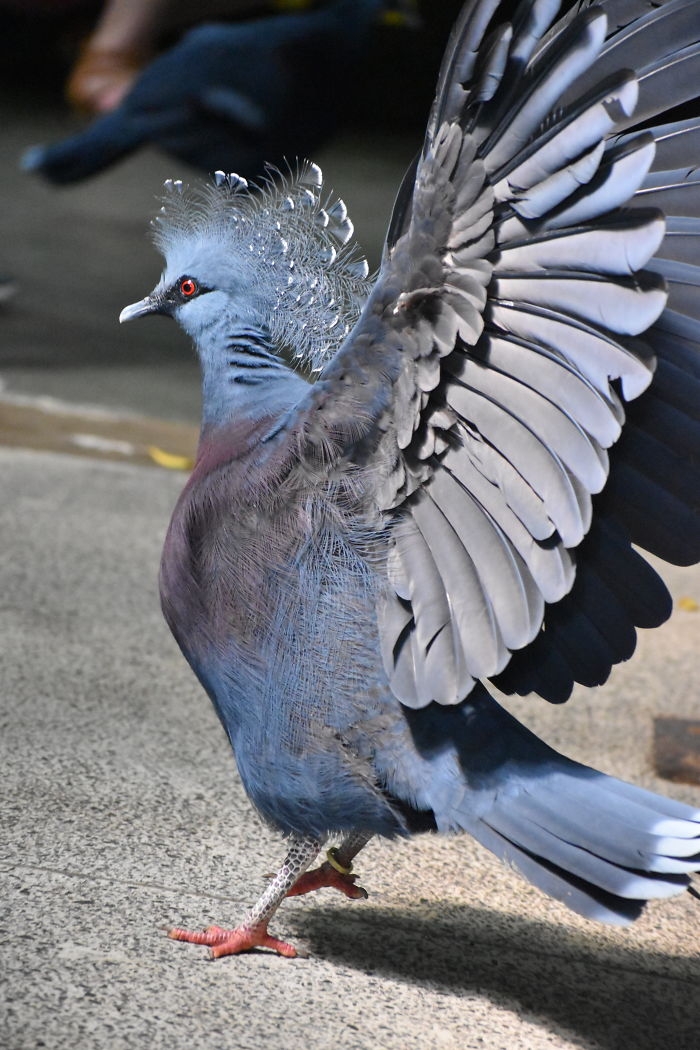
[286,860,368,900]
[168,922,303,958]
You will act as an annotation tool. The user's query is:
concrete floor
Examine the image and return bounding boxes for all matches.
[1,90,700,1050]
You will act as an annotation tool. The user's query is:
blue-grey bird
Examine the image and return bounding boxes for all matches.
[22,0,383,185]
[120,0,700,958]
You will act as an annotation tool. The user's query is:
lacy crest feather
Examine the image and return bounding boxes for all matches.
[152,163,373,371]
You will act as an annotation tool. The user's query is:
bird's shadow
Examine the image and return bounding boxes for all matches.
[299,902,700,1050]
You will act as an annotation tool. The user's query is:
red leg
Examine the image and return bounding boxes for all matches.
[168,922,301,959]
[286,860,368,900]
[167,836,321,959]
[287,836,372,900]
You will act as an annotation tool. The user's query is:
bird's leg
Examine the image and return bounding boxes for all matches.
[168,836,322,958]
[286,831,372,900]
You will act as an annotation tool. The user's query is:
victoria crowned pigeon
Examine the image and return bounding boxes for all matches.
[22,0,384,185]
[120,0,700,958]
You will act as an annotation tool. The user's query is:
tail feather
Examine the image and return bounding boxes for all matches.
[501,778,700,871]
[400,688,700,924]
[466,765,700,921]
[479,781,696,899]
[471,820,647,926]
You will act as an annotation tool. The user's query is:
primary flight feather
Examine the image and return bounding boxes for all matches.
[120,0,700,958]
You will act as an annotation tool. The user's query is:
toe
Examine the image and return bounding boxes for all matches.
[168,922,302,958]
[287,861,368,900]
[168,924,229,946]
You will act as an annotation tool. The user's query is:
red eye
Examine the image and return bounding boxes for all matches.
[180,278,197,298]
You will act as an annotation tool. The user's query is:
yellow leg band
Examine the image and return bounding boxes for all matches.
[325,847,353,876]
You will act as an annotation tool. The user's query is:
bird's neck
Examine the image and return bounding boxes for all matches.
[197,318,308,431]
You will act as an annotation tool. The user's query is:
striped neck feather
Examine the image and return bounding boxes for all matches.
[200,322,307,430]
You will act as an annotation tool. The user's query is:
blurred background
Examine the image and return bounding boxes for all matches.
[0,0,470,458]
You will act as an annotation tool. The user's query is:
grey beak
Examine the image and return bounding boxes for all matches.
[119,296,160,324]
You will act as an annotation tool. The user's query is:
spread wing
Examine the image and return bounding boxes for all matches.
[294,0,700,707]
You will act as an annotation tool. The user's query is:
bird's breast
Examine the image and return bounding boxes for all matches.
[157,435,400,837]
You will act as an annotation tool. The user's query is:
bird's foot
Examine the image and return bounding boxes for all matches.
[168,922,303,959]
[286,853,368,901]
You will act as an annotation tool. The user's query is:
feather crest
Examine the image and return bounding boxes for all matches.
[152,163,372,370]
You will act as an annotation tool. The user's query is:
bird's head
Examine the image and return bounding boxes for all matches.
[120,174,263,340]
[120,169,372,368]
[119,233,259,340]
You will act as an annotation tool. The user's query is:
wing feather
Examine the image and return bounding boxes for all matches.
[447,354,610,493]
[292,0,700,707]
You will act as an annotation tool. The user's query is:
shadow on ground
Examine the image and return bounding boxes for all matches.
[303,902,700,1050]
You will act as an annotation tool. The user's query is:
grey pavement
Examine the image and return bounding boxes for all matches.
[1,96,700,1050]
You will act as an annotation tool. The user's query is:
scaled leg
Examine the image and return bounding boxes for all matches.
[286,831,373,900]
[169,836,322,958]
